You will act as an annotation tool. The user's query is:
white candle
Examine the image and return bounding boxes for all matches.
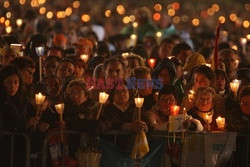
[129,34,137,47]
[16,18,23,28]
[55,103,65,115]
[134,97,144,108]
[216,116,225,129]
[240,38,247,54]
[80,54,89,63]
[35,92,46,105]
[155,31,162,45]
[188,90,195,102]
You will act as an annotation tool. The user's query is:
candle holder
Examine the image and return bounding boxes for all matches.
[80,54,89,63]
[147,58,156,69]
[36,46,45,81]
[230,79,241,98]
[96,92,109,120]
[33,92,46,131]
[216,116,225,130]
[55,103,65,141]
[134,97,144,121]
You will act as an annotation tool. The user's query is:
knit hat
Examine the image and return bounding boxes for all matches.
[183,52,206,71]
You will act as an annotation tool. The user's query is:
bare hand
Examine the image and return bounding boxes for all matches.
[131,121,148,133]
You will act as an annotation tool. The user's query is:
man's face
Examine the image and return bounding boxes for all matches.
[105,61,125,80]
[158,94,176,116]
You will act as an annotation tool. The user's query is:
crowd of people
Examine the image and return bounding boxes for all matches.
[0,6,249,167]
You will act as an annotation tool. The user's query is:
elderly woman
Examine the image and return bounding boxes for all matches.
[188,87,222,131]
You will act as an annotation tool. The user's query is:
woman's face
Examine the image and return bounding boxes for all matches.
[68,85,87,106]
[158,94,176,116]
[74,65,85,78]
[4,74,19,96]
[158,68,171,85]
[113,85,130,105]
[193,73,211,90]
[195,92,213,112]
[214,75,226,91]
[240,95,250,116]
[20,67,35,85]
[56,61,74,81]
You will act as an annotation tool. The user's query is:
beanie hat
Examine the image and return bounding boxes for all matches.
[183,52,206,71]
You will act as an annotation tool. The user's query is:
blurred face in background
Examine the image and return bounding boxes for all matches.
[214,75,226,91]
[4,74,19,96]
[193,73,211,91]
[159,42,174,60]
[157,68,171,85]
[44,59,59,77]
[113,85,130,106]
[56,61,74,81]
[20,67,35,85]
[240,95,250,116]
[68,85,87,106]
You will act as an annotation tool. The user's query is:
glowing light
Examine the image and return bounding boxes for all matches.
[154,4,162,12]
[201,11,208,18]
[212,4,220,12]
[229,13,237,22]
[173,16,180,23]
[19,0,26,5]
[105,10,111,17]
[65,7,72,16]
[172,2,180,10]
[5,26,12,34]
[5,20,10,27]
[192,18,200,26]
[39,7,46,14]
[231,45,238,51]
[243,20,249,28]
[247,34,250,40]
[207,8,215,16]
[57,11,66,19]
[31,0,39,7]
[46,11,53,19]
[4,1,10,8]
[167,4,172,10]
[73,1,80,8]
[153,13,161,21]
[129,15,135,22]
[123,16,130,24]
[6,12,11,19]
[116,5,125,15]
[168,9,175,17]
[218,16,226,24]
[81,14,90,22]
[38,0,46,4]
[132,22,138,28]
[16,19,23,27]
[0,17,5,24]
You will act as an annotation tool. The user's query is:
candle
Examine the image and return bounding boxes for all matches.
[203,63,212,68]
[188,90,195,102]
[96,92,109,120]
[35,92,46,105]
[122,52,129,59]
[155,31,162,45]
[246,34,250,41]
[129,34,137,47]
[147,58,156,69]
[132,22,138,34]
[99,92,109,104]
[80,54,89,63]
[216,116,225,130]
[55,103,65,120]
[230,79,241,94]
[240,38,247,54]
[35,46,45,56]
[170,105,180,115]
[134,97,144,108]
[16,18,23,28]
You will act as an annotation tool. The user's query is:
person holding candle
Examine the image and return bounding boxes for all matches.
[187,87,223,131]
[55,58,75,82]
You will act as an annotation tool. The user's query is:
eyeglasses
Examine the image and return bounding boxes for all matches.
[69,91,85,97]
[159,97,175,103]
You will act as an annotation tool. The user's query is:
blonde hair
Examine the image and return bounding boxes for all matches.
[194,86,216,103]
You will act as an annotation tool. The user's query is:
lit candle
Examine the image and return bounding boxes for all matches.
[132,22,138,34]
[230,79,241,98]
[96,92,109,120]
[147,58,156,69]
[80,54,89,63]
[170,105,180,115]
[246,34,250,41]
[134,97,144,121]
[16,18,23,28]
[35,92,46,105]
[205,113,211,131]
[203,63,212,68]
[155,31,162,45]
[122,52,129,59]
[129,34,137,47]
[55,103,65,121]
[188,90,195,102]
[240,38,247,54]
[216,116,225,130]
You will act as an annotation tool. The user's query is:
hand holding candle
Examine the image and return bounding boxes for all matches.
[216,116,225,130]
[96,92,109,120]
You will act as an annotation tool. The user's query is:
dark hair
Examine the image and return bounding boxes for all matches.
[239,85,250,102]
[158,84,178,100]
[159,37,175,47]
[214,69,230,94]
[131,44,148,59]
[44,55,61,65]
[48,46,66,58]
[97,41,111,58]
[194,65,214,84]
[172,42,191,56]
[0,65,23,98]
[10,56,35,70]
[198,47,213,61]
